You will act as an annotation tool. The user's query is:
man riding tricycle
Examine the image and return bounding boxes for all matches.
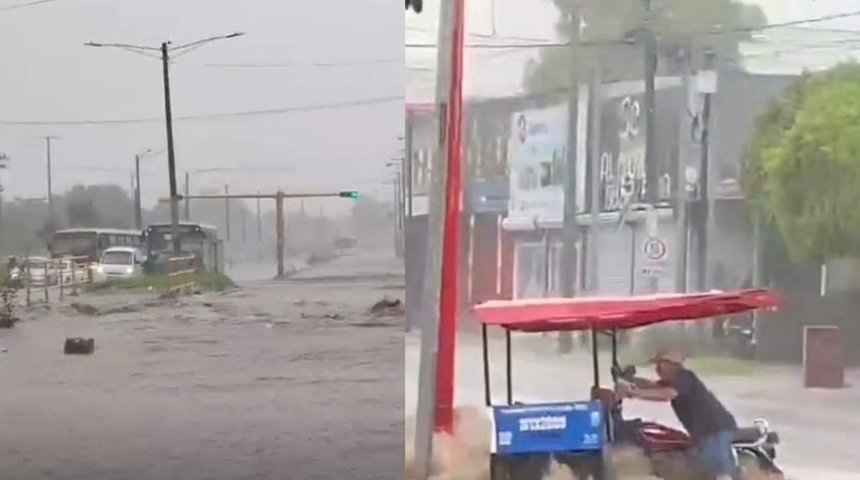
[473,288,783,480]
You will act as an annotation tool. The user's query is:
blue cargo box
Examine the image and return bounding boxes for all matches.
[489,401,605,455]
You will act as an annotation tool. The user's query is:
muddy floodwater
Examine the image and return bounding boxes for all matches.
[0,251,404,480]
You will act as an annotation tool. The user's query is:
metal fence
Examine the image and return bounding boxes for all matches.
[17,256,93,306]
[165,255,196,296]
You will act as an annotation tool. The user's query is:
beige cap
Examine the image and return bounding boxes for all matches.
[649,348,687,365]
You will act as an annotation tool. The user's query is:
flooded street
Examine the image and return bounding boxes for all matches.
[406,333,860,480]
[0,250,404,480]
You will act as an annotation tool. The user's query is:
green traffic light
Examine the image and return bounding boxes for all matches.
[339,191,359,199]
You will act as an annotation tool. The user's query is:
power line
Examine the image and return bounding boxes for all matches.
[405,10,860,50]
[0,0,62,12]
[0,95,404,126]
[200,58,403,69]
[406,25,556,43]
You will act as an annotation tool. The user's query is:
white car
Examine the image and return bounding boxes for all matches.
[11,257,57,286]
[96,247,145,282]
[57,258,90,285]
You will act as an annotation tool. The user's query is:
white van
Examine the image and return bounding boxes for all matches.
[96,247,145,281]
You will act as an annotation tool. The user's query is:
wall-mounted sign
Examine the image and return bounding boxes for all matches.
[597,90,678,213]
[507,104,568,224]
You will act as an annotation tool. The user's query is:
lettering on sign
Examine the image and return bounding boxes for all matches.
[498,431,513,446]
[518,415,567,432]
[599,149,646,211]
[597,93,674,212]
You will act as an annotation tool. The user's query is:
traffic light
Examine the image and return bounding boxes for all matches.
[406,0,422,13]
[339,191,359,199]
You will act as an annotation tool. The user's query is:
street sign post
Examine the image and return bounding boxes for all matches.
[641,236,668,279]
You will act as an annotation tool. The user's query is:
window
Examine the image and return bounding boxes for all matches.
[102,251,133,265]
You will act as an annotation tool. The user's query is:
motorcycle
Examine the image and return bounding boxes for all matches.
[610,364,783,480]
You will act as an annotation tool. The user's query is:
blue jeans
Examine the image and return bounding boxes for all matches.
[696,430,738,479]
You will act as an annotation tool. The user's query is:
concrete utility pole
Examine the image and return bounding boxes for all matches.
[224,184,231,242]
[642,0,659,294]
[675,46,693,293]
[184,172,191,220]
[558,10,583,354]
[133,148,158,231]
[586,66,602,293]
[85,33,244,254]
[413,0,459,476]
[695,49,715,292]
[42,136,59,220]
[0,153,9,229]
[404,121,415,218]
[256,192,262,242]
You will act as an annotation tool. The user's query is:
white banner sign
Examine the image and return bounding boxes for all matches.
[507,104,568,224]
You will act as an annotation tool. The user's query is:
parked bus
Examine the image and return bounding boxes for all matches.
[143,222,223,274]
[49,228,144,265]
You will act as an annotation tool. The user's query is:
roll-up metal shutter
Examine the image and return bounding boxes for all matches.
[597,223,634,295]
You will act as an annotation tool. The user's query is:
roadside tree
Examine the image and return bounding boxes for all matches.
[743,62,860,263]
[524,0,766,94]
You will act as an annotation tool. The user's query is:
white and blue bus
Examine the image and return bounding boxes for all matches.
[50,228,144,265]
[143,222,222,273]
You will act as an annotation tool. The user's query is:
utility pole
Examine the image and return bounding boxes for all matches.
[393,172,400,256]
[399,157,408,252]
[695,49,715,291]
[85,33,244,255]
[256,192,262,242]
[675,45,693,293]
[134,154,143,230]
[405,120,415,218]
[224,184,231,242]
[558,10,582,354]
[642,0,659,293]
[586,66,602,293]
[413,0,460,475]
[242,207,247,243]
[0,154,9,231]
[42,136,59,220]
[184,172,191,221]
[159,42,181,253]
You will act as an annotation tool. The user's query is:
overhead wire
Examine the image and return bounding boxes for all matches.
[200,58,404,69]
[0,95,404,126]
[405,9,860,50]
[0,0,62,12]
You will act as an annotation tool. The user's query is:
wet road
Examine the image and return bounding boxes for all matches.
[405,333,860,480]
[0,250,404,480]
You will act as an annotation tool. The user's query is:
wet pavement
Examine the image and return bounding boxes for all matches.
[0,250,404,480]
[405,332,860,479]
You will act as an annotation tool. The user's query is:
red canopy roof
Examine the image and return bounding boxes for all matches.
[472,289,780,332]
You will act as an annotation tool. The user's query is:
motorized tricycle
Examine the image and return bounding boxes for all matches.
[473,288,784,480]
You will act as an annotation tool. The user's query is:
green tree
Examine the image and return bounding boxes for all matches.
[524,0,766,94]
[743,62,860,263]
[66,199,102,227]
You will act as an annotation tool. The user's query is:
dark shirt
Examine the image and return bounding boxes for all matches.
[667,368,737,441]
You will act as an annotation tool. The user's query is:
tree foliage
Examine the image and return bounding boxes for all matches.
[743,63,860,263]
[524,0,766,94]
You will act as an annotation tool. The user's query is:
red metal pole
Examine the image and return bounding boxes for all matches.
[433,0,466,433]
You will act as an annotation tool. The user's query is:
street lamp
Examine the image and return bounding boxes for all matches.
[85,32,246,254]
[134,148,165,230]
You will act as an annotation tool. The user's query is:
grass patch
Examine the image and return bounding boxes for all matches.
[85,272,236,295]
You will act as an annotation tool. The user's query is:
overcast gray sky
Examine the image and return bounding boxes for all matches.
[0,0,402,213]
